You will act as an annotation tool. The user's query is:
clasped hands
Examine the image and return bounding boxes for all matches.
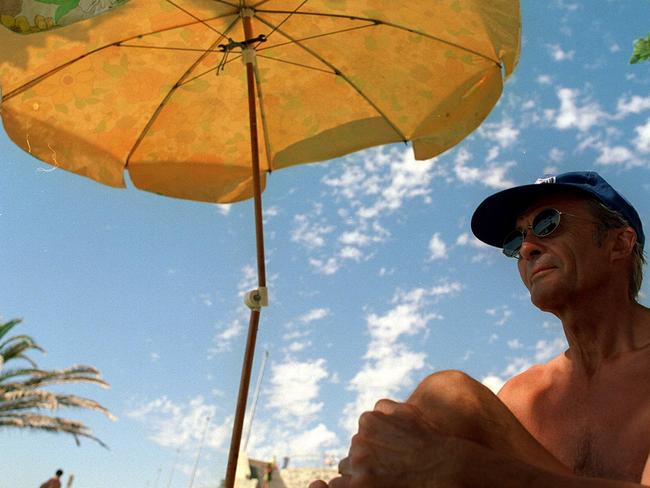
[309,398,466,488]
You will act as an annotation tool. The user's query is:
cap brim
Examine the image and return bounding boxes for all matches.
[470,183,592,248]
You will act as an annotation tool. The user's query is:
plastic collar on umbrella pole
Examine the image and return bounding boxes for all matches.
[241,8,254,19]
[242,47,256,65]
[244,287,268,311]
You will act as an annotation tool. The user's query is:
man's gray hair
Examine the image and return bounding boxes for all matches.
[586,198,646,300]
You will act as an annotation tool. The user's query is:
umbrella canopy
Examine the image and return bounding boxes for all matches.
[0,0,128,34]
[0,0,519,204]
[0,2,520,486]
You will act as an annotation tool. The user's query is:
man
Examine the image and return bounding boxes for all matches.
[310,171,650,487]
[39,469,63,488]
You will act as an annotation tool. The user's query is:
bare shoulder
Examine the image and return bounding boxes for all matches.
[497,356,563,413]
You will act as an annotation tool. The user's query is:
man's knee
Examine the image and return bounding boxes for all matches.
[407,370,503,439]
[409,370,487,410]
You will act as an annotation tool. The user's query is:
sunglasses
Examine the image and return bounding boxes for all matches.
[502,208,591,259]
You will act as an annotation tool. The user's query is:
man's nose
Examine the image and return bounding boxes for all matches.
[518,232,544,260]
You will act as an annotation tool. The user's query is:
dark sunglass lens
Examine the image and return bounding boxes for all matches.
[503,230,523,257]
[532,209,560,237]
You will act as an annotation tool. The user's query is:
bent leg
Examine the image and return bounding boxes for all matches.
[407,370,572,475]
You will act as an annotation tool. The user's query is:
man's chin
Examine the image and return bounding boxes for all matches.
[529,288,563,313]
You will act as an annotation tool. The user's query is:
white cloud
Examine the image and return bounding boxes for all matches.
[321,162,371,201]
[501,356,534,378]
[341,284,459,434]
[339,246,363,261]
[343,349,426,435]
[554,0,579,12]
[338,230,372,247]
[298,147,439,275]
[483,336,568,390]
[456,233,489,249]
[287,340,311,352]
[309,257,340,275]
[551,87,605,132]
[267,358,329,427]
[536,74,553,85]
[288,423,338,456]
[547,43,575,61]
[212,317,243,353]
[633,118,650,153]
[452,148,515,189]
[291,214,334,249]
[486,146,500,163]
[456,232,493,262]
[283,329,309,341]
[481,119,520,148]
[429,282,462,297]
[428,233,448,260]
[548,147,565,163]
[522,100,536,111]
[238,264,257,293]
[534,337,567,362]
[214,204,232,216]
[485,305,513,326]
[481,375,505,394]
[247,421,339,466]
[378,267,395,277]
[616,95,650,118]
[355,149,436,220]
[299,308,330,323]
[128,396,228,449]
[596,145,636,166]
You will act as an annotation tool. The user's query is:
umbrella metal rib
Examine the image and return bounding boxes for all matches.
[125,36,229,167]
[254,15,409,144]
[255,8,502,65]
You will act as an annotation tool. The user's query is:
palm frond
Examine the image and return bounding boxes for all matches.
[0,413,109,448]
[0,318,114,447]
[0,319,23,342]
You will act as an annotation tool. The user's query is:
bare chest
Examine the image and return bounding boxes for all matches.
[526,379,650,482]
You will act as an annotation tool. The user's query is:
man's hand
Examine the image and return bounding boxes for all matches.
[309,399,463,487]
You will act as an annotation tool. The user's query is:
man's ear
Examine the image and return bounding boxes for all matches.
[610,227,637,261]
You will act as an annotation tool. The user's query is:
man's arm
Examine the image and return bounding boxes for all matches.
[310,401,649,488]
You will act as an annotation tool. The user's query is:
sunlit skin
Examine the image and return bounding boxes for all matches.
[310,193,650,488]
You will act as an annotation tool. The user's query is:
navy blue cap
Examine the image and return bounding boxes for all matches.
[471,171,645,250]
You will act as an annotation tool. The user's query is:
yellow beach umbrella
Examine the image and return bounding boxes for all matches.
[0,2,520,486]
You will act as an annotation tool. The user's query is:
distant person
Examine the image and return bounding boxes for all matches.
[311,171,650,487]
[262,462,273,488]
[39,469,63,488]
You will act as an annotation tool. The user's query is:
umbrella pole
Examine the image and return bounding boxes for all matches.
[223,12,267,488]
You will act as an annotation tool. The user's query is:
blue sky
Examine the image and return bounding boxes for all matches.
[1,1,650,487]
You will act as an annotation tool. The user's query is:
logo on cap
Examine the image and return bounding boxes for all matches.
[535,176,557,184]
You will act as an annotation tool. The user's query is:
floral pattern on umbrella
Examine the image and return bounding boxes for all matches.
[0,0,128,33]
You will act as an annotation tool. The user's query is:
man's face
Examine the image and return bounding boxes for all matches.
[513,194,610,313]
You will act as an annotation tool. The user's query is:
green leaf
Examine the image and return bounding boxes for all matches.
[630,33,650,64]
[34,0,80,24]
